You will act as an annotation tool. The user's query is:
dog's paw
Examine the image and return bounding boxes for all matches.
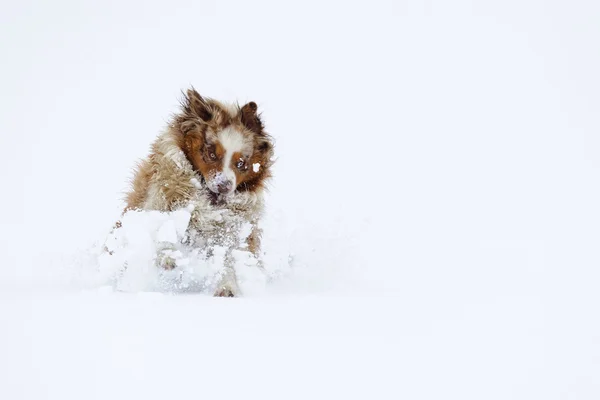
[214,286,236,297]
[156,254,177,270]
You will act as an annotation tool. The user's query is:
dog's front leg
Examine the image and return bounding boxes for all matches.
[245,225,262,258]
[214,252,240,297]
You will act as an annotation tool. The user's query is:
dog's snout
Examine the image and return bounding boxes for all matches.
[216,180,233,193]
[210,171,235,195]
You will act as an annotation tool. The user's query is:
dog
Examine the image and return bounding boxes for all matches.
[118,88,274,296]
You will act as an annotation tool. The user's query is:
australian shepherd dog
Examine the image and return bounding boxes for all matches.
[114,88,274,296]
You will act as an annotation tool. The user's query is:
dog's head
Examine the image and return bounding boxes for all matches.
[177,88,274,197]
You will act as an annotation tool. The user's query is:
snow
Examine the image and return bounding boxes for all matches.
[0,288,562,399]
[253,162,261,172]
[190,177,201,189]
[98,205,266,294]
[1,0,600,399]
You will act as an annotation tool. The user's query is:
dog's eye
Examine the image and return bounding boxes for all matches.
[204,146,217,161]
[236,159,247,170]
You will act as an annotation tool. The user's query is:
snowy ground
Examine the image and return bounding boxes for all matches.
[0,288,577,399]
[1,1,600,399]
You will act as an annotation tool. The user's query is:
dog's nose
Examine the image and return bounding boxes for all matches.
[217,181,233,193]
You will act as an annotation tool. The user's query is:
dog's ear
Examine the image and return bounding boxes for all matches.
[240,101,264,134]
[179,119,198,135]
[185,88,212,122]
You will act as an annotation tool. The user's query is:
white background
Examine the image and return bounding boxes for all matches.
[1,1,599,399]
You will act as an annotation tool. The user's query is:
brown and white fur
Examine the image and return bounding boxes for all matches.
[122,88,274,296]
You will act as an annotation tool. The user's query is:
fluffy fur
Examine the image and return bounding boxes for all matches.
[121,88,274,296]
